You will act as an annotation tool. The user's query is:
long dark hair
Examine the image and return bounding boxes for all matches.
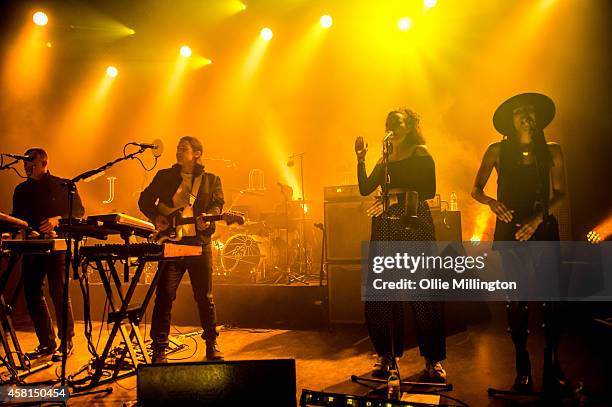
[388,107,426,146]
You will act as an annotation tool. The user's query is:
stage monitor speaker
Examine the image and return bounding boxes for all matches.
[327,262,364,324]
[137,359,297,406]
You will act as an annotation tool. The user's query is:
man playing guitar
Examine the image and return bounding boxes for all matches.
[138,136,225,363]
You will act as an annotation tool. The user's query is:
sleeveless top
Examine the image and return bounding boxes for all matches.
[493,140,554,241]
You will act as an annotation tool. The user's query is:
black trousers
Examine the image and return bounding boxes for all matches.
[500,245,563,352]
[150,245,217,349]
[22,252,75,348]
[365,301,446,362]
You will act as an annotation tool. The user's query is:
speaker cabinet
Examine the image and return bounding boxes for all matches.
[324,203,463,261]
[323,198,371,262]
[327,262,364,324]
[137,359,297,407]
[431,210,462,241]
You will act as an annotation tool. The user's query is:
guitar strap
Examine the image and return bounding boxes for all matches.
[189,174,203,207]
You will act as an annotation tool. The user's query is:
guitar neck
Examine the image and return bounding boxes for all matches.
[175,214,223,226]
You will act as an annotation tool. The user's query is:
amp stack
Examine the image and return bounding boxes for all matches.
[323,185,371,324]
[323,185,463,324]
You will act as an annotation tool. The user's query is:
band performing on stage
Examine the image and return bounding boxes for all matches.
[2,90,599,402]
[1,3,611,401]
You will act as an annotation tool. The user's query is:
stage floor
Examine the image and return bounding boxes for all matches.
[4,304,611,406]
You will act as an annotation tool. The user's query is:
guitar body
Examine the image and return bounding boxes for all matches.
[152,206,245,243]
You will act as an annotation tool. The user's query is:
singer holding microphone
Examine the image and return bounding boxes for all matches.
[355,108,447,381]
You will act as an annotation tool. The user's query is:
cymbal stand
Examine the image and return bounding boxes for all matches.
[273,186,308,285]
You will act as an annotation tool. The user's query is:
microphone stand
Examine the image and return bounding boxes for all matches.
[0,158,20,171]
[289,153,307,276]
[59,146,153,396]
[381,138,393,217]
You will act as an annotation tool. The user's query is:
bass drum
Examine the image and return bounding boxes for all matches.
[220,234,270,282]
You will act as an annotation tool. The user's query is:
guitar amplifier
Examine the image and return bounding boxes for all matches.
[323,185,464,261]
[323,185,371,262]
[431,209,462,241]
[327,262,364,324]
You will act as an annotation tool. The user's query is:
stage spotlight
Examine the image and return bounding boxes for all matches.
[260,27,273,41]
[180,45,192,58]
[398,17,413,32]
[106,66,118,78]
[46,42,52,48]
[587,230,602,244]
[320,15,333,29]
[424,0,438,8]
[33,11,48,26]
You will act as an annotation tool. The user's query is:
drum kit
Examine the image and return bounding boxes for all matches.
[210,199,314,284]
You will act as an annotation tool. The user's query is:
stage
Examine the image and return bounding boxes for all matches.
[6,303,611,406]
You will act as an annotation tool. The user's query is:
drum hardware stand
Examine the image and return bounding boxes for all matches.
[272,182,308,285]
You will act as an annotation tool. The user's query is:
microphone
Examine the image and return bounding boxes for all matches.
[3,153,34,162]
[133,139,164,158]
[383,130,394,142]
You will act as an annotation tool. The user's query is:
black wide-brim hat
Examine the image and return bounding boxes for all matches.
[493,92,555,136]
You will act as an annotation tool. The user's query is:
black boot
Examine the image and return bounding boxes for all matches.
[542,303,572,397]
[512,350,533,393]
[372,354,391,378]
[507,302,532,392]
[151,346,168,364]
[542,346,572,396]
[205,337,224,361]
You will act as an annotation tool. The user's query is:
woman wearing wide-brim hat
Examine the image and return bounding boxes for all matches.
[471,92,571,396]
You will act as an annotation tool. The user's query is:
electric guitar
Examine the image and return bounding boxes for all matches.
[152,208,245,243]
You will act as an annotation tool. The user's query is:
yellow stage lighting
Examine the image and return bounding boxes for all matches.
[33,11,48,26]
[320,15,333,29]
[424,0,438,9]
[587,230,602,244]
[106,66,118,78]
[398,17,413,32]
[260,27,273,41]
[180,45,192,58]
